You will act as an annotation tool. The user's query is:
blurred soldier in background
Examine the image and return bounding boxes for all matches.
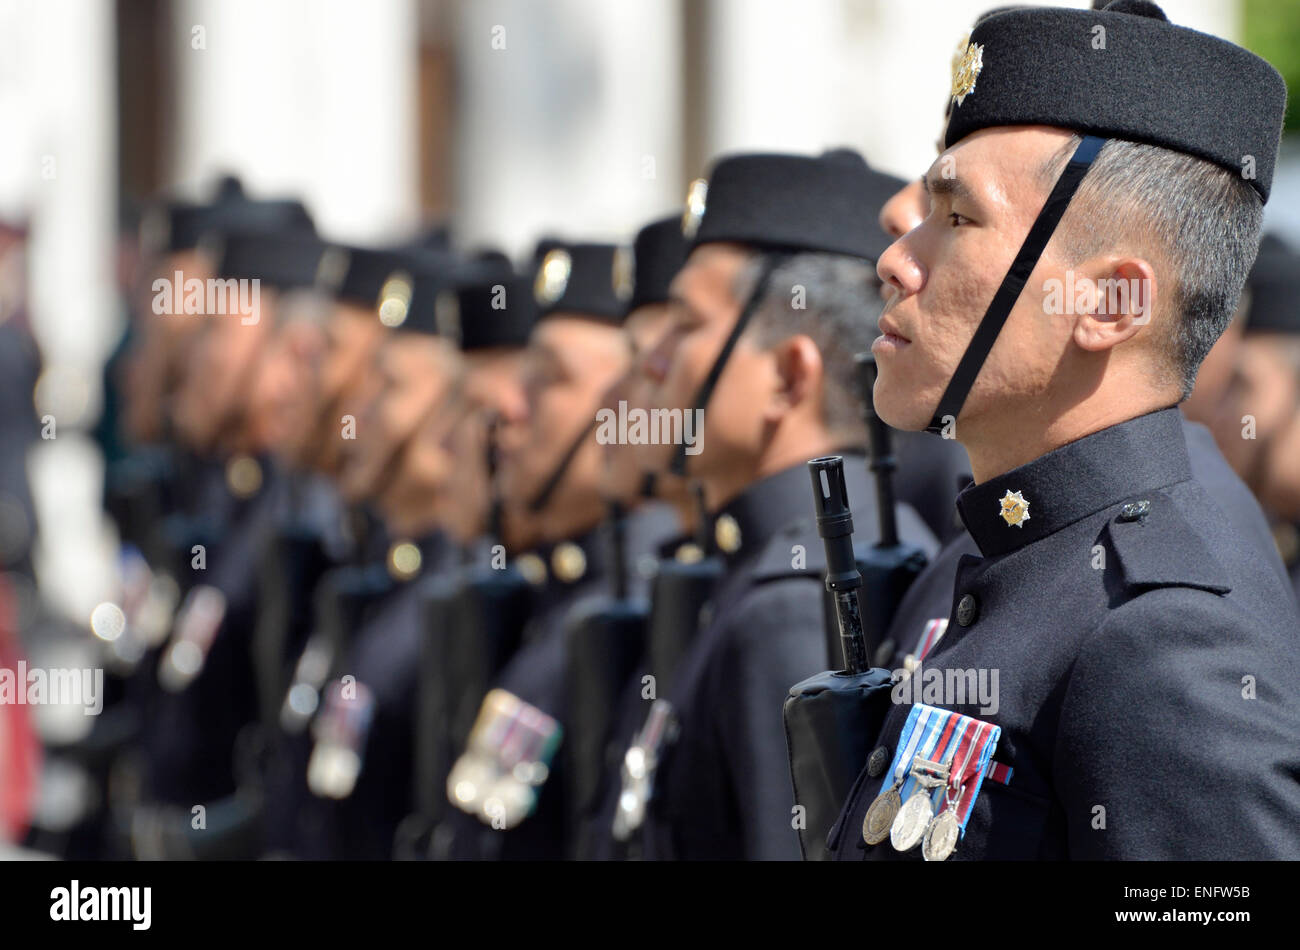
[132,206,322,860]
[295,256,468,859]
[443,240,653,859]
[1206,235,1300,603]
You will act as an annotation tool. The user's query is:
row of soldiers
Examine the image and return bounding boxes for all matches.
[53,0,1300,861]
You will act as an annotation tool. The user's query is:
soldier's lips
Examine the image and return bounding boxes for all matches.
[875,315,911,349]
[872,331,911,354]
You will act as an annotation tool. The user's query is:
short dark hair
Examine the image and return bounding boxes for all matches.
[734,252,882,438]
[1044,135,1263,400]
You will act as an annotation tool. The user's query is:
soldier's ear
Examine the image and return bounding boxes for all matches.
[1071,257,1157,353]
[765,334,823,419]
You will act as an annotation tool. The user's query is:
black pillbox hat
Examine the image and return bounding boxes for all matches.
[1243,234,1300,336]
[531,240,630,324]
[448,274,539,352]
[943,0,1287,202]
[317,245,417,310]
[627,215,688,314]
[394,250,513,338]
[144,176,315,254]
[214,229,326,291]
[684,148,905,262]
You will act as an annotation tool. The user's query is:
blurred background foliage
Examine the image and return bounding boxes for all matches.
[1245,0,1300,134]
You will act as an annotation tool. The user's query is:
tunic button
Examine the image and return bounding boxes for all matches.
[867,746,890,778]
[955,593,978,627]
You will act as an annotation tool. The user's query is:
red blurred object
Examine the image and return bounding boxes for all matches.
[0,574,40,841]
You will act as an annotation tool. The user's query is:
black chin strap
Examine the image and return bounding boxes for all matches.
[926,135,1107,434]
[669,252,789,476]
[484,412,505,542]
[527,416,599,513]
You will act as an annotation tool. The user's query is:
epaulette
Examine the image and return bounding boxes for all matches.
[1107,491,1231,596]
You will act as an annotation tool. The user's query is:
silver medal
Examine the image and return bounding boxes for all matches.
[890,787,934,852]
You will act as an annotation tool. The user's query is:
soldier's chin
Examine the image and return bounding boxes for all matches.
[872,377,933,433]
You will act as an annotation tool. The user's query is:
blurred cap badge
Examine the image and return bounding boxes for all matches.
[377,270,413,328]
[950,32,983,108]
[534,248,572,306]
[435,289,460,339]
[998,490,1030,528]
[682,178,708,239]
[140,206,170,257]
[315,246,351,295]
[612,245,634,302]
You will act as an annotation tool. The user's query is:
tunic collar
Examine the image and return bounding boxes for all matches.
[957,407,1190,558]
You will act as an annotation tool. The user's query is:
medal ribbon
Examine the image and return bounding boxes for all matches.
[915,706,1002,835]
[877,704,936,797]
[915,618,949,663]
[897,714,967,809]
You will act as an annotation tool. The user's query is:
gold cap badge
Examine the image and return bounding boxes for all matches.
[998,490,1030,528]
[612,245,634,303]
[682,178,708,239]
[435,289,461,339]
[951,32,984,108]
[714,513,742,554]
[377,270,413,327]
[315,246,351,295]
[534,248,572,307]
[551,541,587,583]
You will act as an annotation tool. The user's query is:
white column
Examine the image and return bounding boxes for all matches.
[451,0,684,259]
[3,0,118,624]
[167,0,420,242]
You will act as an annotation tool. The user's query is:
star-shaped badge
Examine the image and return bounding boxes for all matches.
[998,490,1030,528]
[951,33,984,108]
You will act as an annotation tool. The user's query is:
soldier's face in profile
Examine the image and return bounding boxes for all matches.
[645,243,773,481]
[294,302,385,475]
[127,250,211,444]
[437,349,528,543]
[1214,333,1300,497]
[376,380,462,535]
[438,400,489,545]
[337,334,454,504]
[604,302,672,502]
[498,316,631,525]
[871,126,1090,435]
[173,294,276,454]
[257,302,328,466]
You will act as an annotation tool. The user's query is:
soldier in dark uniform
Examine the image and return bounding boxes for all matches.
[566,214,694,859]
[295,259,469,859]
[1204,234,1300,606]
[256,244,468,858]
[831,1,1300,860]
[133,217,326,859]
[442,240,641,859]
[622,149,936,860]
